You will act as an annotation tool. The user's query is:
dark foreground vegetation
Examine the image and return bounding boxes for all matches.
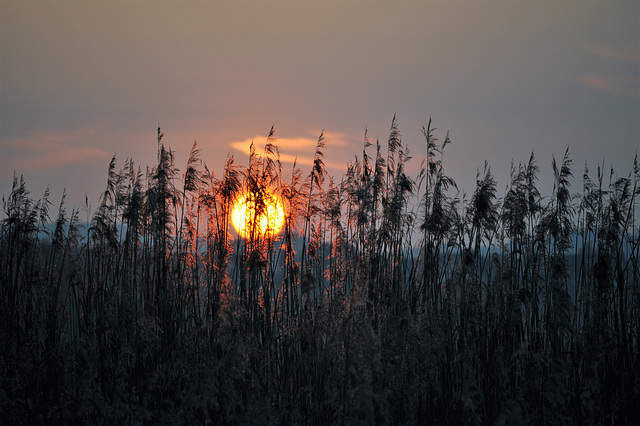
[2,119,639,424]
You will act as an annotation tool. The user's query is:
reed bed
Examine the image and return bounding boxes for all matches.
[1,120,638,424]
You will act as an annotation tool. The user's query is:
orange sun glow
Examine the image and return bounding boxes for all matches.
[231,189,285,239]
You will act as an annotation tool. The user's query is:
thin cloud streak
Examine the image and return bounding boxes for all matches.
[1,128,109,173]
[586,45,640,64]
[581,75,640,98]
[580,43,639,98]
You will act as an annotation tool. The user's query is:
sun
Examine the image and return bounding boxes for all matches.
[231,189,285,239]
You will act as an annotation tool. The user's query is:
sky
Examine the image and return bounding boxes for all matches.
[1,1,639,212]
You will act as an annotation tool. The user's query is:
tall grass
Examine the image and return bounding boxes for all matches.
[1,121,638,424]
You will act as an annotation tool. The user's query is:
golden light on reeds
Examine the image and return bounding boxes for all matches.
[231,189,285,239]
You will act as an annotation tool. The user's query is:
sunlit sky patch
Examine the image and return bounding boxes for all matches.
[229,131,356,171]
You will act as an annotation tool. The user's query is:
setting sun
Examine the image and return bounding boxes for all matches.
[231,189,285,239]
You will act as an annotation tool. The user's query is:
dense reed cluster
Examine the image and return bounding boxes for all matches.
[1,119,639,424]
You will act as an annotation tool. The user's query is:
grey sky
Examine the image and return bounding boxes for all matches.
[1,1,638,209]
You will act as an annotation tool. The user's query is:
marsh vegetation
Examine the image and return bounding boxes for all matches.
[2,120,638,424]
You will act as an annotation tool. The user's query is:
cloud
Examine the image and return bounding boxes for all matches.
[586,45,640,64]
[580,44,639,97]
[0,127,109,173]
[229,131,356,171]
[581,75,640,98]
